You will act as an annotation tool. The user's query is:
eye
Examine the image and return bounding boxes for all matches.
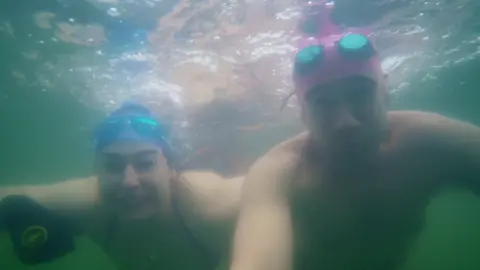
[312,95,335,111]
[134,159,156,173]
[348,86,372,104]
[103,159,126,174]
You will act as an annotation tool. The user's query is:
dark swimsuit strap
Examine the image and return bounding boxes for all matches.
[171,195,216,269]
[102,197,215,269]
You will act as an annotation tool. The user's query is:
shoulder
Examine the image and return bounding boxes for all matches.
[389,110,463,129]
[243,132,308,196]
[387,111,480,160]
[174,171,244,258]
[388,110,480,142]
[175,170,243,220]
[251,132,307,172]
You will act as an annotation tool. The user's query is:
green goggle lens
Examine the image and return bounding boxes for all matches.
[339,34,368,50]
[294,45,324,75]
[294,34,375,76]
[296,45,323,63]
[337,34,374,60]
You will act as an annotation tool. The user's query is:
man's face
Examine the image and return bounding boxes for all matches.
[302,76,387,160]
[96,141,174,220]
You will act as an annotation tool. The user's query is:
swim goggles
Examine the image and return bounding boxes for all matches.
[294,33,376,76]
[93,116,168,151]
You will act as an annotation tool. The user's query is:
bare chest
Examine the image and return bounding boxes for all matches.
[291,162,434,270]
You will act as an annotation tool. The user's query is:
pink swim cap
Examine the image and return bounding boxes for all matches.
[293,1,382,99]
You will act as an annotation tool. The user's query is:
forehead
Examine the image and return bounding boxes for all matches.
[306,76,377,98]
[100,141,161,157]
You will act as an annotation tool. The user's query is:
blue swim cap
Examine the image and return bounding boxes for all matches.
[93,101,171,155]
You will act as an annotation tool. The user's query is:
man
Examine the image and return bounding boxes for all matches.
[0,102,243,270]
[229,3,480,270]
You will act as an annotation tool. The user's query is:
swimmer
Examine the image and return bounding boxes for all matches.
[0,102,243,270]
[230,2,480,270]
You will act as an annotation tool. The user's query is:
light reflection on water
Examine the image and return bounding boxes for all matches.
[6,1,476,98]
[0,0,479,170]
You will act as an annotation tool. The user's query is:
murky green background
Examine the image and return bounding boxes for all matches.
[1,0,480,269]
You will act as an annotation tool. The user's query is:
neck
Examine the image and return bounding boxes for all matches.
[155,203,182,228]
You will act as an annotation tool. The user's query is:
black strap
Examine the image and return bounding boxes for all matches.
[102,199,216,269]
[171,192,217,270]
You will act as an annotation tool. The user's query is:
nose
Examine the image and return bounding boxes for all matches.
[123,165,140,188]
[333,105,360,134]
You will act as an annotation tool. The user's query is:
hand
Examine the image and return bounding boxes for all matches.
[0,195,76,265]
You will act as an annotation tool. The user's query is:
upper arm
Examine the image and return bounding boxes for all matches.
[175,171,243,222]
[231,150,296,270]
[238,158,291,230]
[412,112,480,191]
[174,171,244,258]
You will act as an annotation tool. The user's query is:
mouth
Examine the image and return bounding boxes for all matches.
[337,138,366,154]
[118,195,147,207]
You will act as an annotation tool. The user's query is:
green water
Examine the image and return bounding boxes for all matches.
[403,190,480,270]
[1,0,480,269]
[2,190,480,270]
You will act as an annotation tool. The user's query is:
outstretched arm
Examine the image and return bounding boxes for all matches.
[0,178,100,264]
[0,177,100,217]
[414,112,480,193]
[230,150,295,270]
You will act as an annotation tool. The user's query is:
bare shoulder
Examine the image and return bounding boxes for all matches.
[175,171,244,258]
[176,171,243,219]
[389,110,469,129]
[242,132,307,202]
[248,132,307,180]
[262,132,308,160]
[388,110,480,142]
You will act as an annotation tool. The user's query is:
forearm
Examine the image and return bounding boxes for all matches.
[230,204,293,270]
[0,185,49,204]
[230,244,292,270]
[230,240,292,270]
[1,185,54,202]
[0,177,99,215]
